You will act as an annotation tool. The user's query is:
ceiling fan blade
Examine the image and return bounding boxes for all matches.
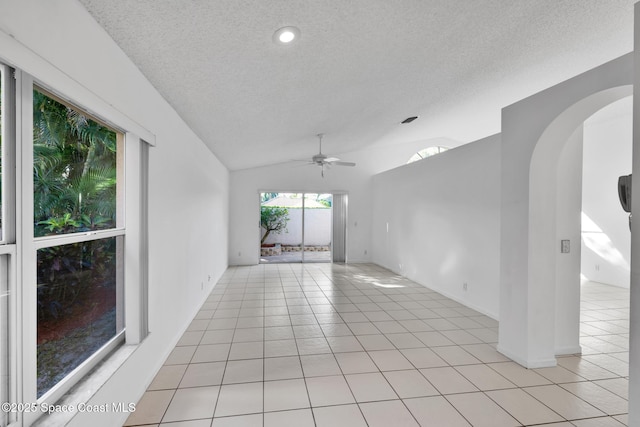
[332,161,356,167]
[324,157,340,163]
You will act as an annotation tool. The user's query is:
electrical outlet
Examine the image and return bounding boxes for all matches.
[561,240,570,253]
[463,282,468,291]
[364,249,367,255]
[238,251,242,257]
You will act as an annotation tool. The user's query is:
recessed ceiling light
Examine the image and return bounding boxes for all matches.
[273,26,300,45]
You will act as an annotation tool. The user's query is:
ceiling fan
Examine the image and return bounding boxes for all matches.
[308,133,356,177]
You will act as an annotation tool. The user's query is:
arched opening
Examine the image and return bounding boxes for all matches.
[581,98,632,290]
[528,86,632,358]
[498,53,633,369]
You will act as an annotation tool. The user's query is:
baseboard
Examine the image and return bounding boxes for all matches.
[555,345,582,356]
[372,262,499,321]
[496,345,557,368]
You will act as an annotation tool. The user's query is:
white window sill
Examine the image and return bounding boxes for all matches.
[32,343,140,427]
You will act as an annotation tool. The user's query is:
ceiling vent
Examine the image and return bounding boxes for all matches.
[401,116,418,124]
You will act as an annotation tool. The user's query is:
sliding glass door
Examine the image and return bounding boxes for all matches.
[259,192,333,263]
[260,192,303,263]
[303,193,332,262]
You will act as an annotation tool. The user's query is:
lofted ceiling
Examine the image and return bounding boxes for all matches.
[77,0,635,171]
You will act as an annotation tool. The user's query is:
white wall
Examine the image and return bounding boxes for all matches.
[342,136,464,176]
[371,134,502,319]
[230,163,372,264]
[0,2,229,426]
[262,208,332,246]
[581,96,632,287]
[554,127,583,355]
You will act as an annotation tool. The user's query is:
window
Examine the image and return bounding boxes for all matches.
[33,88,121,237]
[32,88,125,399]
[406,146,449,164]
[0,59,150,426]
[0,63,15,427]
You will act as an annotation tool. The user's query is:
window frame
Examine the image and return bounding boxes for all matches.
[0,62,18,427]
[406,146,450,164]
[26,79,128,406]
[11,70,151,426]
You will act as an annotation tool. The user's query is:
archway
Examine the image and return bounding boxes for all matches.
[498,53,633,368]
[529,87,632,358]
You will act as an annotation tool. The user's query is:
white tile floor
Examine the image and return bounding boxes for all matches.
[124,263,630,426]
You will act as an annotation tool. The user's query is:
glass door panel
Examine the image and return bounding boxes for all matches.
[260,192,302,263]
[303,194,332,263]
[260,192,333,264]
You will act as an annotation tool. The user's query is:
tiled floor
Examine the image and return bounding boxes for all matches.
[124,263,630,426]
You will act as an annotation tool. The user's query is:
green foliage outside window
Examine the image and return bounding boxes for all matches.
[33,89,117,237]
[33,89,121,397]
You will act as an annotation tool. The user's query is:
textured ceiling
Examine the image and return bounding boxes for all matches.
[78,0,635,171]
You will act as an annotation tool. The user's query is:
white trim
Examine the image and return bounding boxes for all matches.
[382,261,500,321]
[20,71,38,427]
[36,332,125,405]
[0,245,16,258]
[496,345,558,369]
[5,251,18,427]
[555,345,583,356]
[32,342,137,427]
[33,228,125,250]
[1,63,16,246]
[0,30,156,146]
[12,67,24,427]
[0,67,17,416]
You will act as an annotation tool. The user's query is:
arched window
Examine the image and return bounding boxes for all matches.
[407,146,449,164]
